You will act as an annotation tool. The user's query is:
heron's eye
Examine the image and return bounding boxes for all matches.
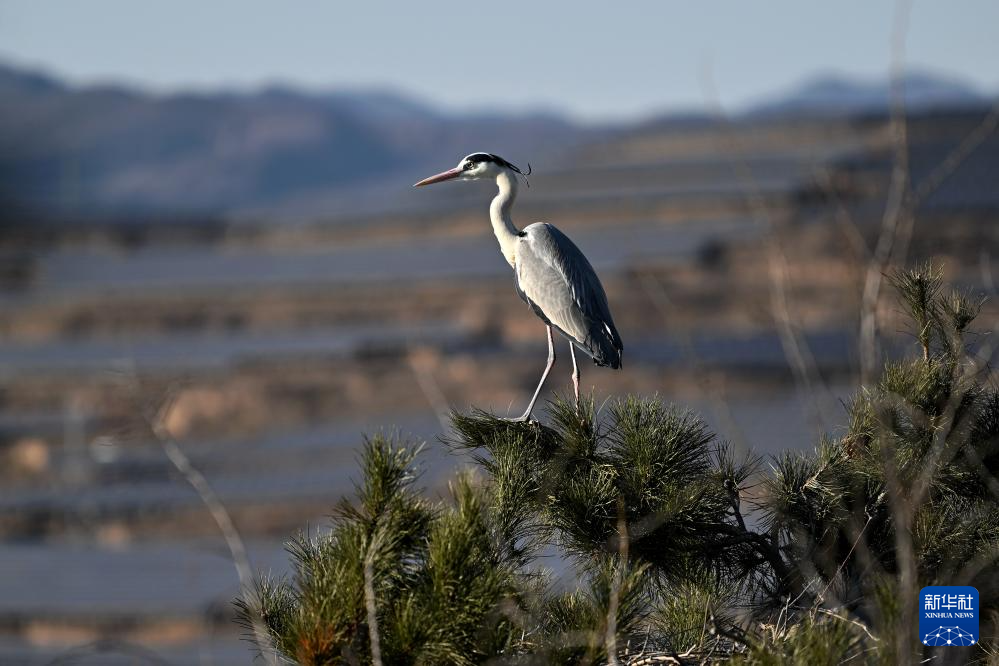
[463,162,474,170]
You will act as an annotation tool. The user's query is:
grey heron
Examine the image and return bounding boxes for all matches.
[415,152,623,421]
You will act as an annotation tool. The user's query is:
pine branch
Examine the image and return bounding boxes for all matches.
[234,266,998,663]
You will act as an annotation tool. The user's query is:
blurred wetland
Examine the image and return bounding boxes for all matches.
[1,58,998,663]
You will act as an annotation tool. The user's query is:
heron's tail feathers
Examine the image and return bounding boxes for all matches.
[584,322,623,369]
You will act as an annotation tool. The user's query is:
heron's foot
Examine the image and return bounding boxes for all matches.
[503,414,539,425]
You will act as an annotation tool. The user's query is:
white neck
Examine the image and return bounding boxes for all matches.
[490,170,521,267]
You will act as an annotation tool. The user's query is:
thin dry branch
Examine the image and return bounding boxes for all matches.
[605,498,629,666]
[814,607,880,644]
[407,346,453,432]
[638,271,751,454]
[893,98,999,281]
[911,340,996,509]
[865,9,917,655]
[364,529,385,666]
[816,515,873,605]
[699,61,836,437]
[859,0,912,386]
[46,638,174,666]
[980,250,999,298]
[912,100,999,206]
[811,166,871,264]
[133,382,278,666]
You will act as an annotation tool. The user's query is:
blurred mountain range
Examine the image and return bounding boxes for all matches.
[0,64,579,218]
[0,63,992,219]
[748,70,989,117]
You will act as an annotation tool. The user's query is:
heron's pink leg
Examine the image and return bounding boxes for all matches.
[570,343,580,408]
[512,325,555,422]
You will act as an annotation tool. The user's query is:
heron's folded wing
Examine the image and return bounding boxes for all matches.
[517,223,623,357]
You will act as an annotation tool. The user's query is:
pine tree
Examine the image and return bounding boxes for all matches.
[237,265,998,665]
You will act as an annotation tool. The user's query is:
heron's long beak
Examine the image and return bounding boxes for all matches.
[413,167,462,187]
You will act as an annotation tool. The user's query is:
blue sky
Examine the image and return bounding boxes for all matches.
[1,1,996,121]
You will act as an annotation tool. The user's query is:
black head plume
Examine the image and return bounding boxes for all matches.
[466,152,532,186]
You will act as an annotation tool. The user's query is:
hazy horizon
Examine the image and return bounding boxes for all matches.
[2,54,993,125]
[2,1,998,122]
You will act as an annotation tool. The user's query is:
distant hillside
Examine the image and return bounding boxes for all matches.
[1,64,994,220]
[748,70,989,117]
[0,64,583,218]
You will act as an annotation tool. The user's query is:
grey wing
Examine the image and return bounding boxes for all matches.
[515,223,623,368]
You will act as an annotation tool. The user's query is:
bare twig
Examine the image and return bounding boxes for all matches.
[859,0,912,386]
[364,529,385,666]
[700,61,835,436]
[811,166,871,264]
[980,250,998,298]
[46,638,174,665]
[893,98,999,282]
[638,271,751,453]
[606,497,629,665]
[952,539,999,588]
[134,382,278,666]
[912,100,999,206]
[407,347,453,432]
[910,340,996,510]
[815,607,881,643]
[817,514,873,604]
[696,596,711,656]
[864,9,917,655]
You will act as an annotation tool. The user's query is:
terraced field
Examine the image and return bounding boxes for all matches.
[1,108,996,663]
